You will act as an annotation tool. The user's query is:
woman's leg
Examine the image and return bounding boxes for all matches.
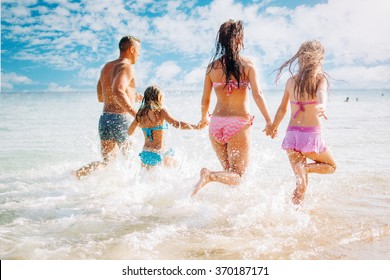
[191,125,250,196]
[209,133,230,171]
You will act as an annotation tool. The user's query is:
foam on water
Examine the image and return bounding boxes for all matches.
[1,90,390,259]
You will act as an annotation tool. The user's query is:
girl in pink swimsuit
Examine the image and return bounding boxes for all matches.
[192,20,273,196]
[267,40,337,205]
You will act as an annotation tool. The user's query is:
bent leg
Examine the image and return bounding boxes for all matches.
[74,140,118,179]
[192,126,250,197]
[209,133,229,171]
[227,124,250,175]
[302,148,336,174]
[73,160,109,179]
[101,140,118,160]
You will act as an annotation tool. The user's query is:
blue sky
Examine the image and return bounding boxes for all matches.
[1,0,389,92]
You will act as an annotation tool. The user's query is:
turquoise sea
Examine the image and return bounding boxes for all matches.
[0,89,389,259]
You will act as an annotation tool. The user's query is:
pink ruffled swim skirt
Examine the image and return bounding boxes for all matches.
[282,125,327,154]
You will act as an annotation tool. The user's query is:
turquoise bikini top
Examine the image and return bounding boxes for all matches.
[142,122,168,141]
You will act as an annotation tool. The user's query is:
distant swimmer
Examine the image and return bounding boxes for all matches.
[267,40,336,205]
[74,35,142,179]
[127,85,206,169]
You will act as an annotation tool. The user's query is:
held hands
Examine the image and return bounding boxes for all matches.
[263,122,278,139]
[315,104,328,120]
[196,116,210,130]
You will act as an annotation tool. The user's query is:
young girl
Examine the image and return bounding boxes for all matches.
[268,40,336,205]
[128,85,204,168]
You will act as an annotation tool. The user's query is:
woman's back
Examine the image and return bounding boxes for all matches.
[208,57,252,117]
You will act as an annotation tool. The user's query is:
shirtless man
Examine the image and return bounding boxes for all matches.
[74,35,142,179]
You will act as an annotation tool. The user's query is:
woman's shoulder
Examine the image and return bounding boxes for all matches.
[239,55,255,66]
[287,76,295,83]
[207,59,222,71]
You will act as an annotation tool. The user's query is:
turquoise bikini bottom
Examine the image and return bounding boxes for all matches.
[139,148,174,166]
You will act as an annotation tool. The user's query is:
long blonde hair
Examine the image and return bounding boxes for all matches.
[275,40,328,100]
[136,85,163,122]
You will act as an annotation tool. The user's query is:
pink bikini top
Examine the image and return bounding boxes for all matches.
[213,80,250,96]
[291,101,318,118]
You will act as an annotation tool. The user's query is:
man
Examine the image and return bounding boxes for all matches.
[74,35,142,179]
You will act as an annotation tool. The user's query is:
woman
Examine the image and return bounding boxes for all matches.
[192,19,272,196]
[268,40,336,205]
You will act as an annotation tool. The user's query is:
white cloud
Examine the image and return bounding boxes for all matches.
[328,65,390,89]
[1,0,390,91]
[154,61,182,86]
[130,0,155,11]
[1,0,37,3]
[78,67,101,86]
[9,5,31,17]
[183,67,206,85]
[47,82,74,92]
[1,72,33,91]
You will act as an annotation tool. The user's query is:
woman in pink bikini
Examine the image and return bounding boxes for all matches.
[268,40,336,205]
[191,19,272,196]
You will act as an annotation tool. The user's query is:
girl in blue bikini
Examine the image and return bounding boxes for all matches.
[128,85,205,168]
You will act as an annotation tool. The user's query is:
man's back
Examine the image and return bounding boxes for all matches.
[100,58,135,114]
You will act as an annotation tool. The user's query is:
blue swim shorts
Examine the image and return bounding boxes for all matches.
[139,148,175,166]
[98,113,132,143]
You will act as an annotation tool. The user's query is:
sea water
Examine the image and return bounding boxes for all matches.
[0,89,389,259]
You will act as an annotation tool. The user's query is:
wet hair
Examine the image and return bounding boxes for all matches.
[118,35,141,52]
[275,40,328,101]
[136,85,163,123]
[208,19,246,88]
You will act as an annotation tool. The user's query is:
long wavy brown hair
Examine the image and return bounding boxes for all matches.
[136,85,163,123]
[208,19,247,88]
[275,40,328,100]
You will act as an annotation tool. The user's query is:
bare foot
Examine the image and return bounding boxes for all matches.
[72,169,84,180]
[191,168,211,197]
[292,162,307,205]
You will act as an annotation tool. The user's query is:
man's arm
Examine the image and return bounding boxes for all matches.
[111,64,137,117]
[97,79,103,102]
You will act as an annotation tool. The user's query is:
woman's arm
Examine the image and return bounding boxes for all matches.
[200,68,212,126]
[247,60,272,127]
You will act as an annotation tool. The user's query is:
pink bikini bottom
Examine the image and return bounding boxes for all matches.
[282,125,327,154]
[209,115,254,144]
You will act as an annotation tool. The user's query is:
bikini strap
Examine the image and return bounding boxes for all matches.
[213,80,250,96]
[291,101,318,118]
[142,122,168,141]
